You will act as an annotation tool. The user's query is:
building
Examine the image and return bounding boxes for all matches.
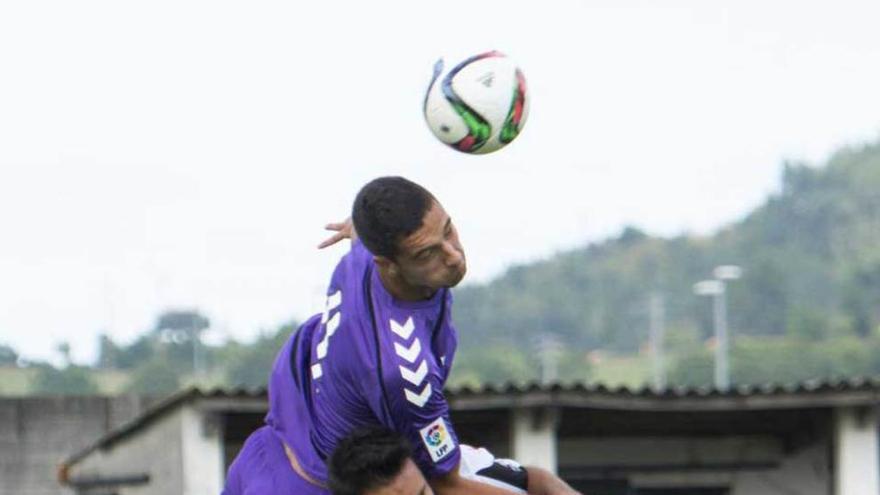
[0,395,156,495]
[56,379,880,495]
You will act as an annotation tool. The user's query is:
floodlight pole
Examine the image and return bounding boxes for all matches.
[649,293,666,391]
[694,265,741,391]
[712,284,729,391]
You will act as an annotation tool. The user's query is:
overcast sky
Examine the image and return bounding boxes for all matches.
[1,0,879,364]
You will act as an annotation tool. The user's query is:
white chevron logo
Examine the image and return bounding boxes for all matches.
[394,338,421,363]
[315,313,340,360]
[399,359,428,386]
[322,290,342,324]
[390,316,415,340]
[405,383,432,407]
[326,312,341,336]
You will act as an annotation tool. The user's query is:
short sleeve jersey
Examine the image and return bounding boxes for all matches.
[268,240,460,483]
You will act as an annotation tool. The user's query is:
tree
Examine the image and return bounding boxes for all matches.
[56,341,72,366]
[0,343,18,367]
[114,335,156,369]
[126,358,181,395]
[224,322,298,388]
[97,334,122,369]
[31,364,99,395]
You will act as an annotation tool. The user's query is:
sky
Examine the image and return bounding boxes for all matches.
[1,0,879,365]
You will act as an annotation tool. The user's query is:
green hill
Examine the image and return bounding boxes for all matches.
[451,140,880,385]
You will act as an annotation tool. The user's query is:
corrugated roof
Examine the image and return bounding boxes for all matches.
[59,377,880,478]
[449,375,880,397]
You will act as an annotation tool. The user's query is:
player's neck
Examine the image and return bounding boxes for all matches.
[377,266,437,302]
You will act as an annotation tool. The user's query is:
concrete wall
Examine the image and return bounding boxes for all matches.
[0,395,152,495]
[511,408,558,473]
[69,408,185,495]
[179,406,224,495]
[834,407,879,495]
[66,403,226,495]
[559,434,830,495]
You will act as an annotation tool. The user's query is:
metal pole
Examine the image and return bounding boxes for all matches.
[713,286,729,390]
[649,293,666,391]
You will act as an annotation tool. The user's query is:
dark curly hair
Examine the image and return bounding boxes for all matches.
[327,426,413,495]
[352,176,435,260]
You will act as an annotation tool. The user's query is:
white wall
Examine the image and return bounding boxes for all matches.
[511,408,558,473]
[834,407,879,495]
[180,405,224,495]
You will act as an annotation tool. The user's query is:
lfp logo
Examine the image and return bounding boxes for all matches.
[420,418,455,462]
[424,423,446,447]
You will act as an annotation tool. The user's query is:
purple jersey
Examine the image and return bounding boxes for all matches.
[224,240,461,493]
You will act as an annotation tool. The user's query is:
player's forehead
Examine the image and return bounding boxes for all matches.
[398,201,449,252]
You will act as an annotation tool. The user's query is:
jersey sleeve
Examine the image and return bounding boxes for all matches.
[369,317,461,478]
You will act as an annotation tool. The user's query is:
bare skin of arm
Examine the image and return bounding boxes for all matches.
[430,463,583,495]
[430,464,528,495]
[524,466,582,495]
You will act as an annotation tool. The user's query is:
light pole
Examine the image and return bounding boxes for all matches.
[694,265,741,391]
[649,293,666,391]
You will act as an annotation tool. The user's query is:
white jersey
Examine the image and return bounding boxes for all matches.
[459,445,528,494]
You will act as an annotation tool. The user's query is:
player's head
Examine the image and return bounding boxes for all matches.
[328,426,433,495]
[352,176,466,290]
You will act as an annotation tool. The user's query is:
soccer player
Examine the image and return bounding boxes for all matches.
[328,426,541,495]
[223,177,579,495]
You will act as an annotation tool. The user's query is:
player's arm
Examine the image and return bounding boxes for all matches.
[523,466,582,495]
[430,464,532,495]
[431,465,581,495]
[317,217,358,249]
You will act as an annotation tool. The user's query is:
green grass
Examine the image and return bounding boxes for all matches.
[588,353,654,389]
[0,366,132,395]
[0,367,37,395]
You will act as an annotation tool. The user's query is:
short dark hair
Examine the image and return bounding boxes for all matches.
[328,426,413,495]
[352,176,435,259]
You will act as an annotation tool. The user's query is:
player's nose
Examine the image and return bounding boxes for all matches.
[443,242,464,268]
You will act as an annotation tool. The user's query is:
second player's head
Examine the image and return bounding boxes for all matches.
[353,176,466,293]
[328,426,432,495]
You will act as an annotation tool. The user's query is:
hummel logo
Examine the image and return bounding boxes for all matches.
[322,291,342,324]
[400,359,428,386]
[390,317,415,340]
[477,72,494,88]
[316,312,340,360]
[394,339,421,363]
[405,383,432,407]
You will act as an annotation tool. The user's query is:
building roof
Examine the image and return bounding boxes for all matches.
[59,377,880,479]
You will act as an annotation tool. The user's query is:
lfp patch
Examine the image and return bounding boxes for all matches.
[420,417,456,462]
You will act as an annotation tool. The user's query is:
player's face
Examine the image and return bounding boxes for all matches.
[366,459,434,495]
[395,201,467,290]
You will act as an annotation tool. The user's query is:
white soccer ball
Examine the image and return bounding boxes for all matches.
[423,51,529,154]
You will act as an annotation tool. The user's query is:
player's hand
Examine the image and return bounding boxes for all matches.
[318,218,357,249]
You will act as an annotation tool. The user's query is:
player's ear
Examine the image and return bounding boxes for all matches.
[374,256,394,273]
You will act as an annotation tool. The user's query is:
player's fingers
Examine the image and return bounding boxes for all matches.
[324,222,345,231]
[317,232,346,249]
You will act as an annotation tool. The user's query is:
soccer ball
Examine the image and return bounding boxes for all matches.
[423,51,529,154]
